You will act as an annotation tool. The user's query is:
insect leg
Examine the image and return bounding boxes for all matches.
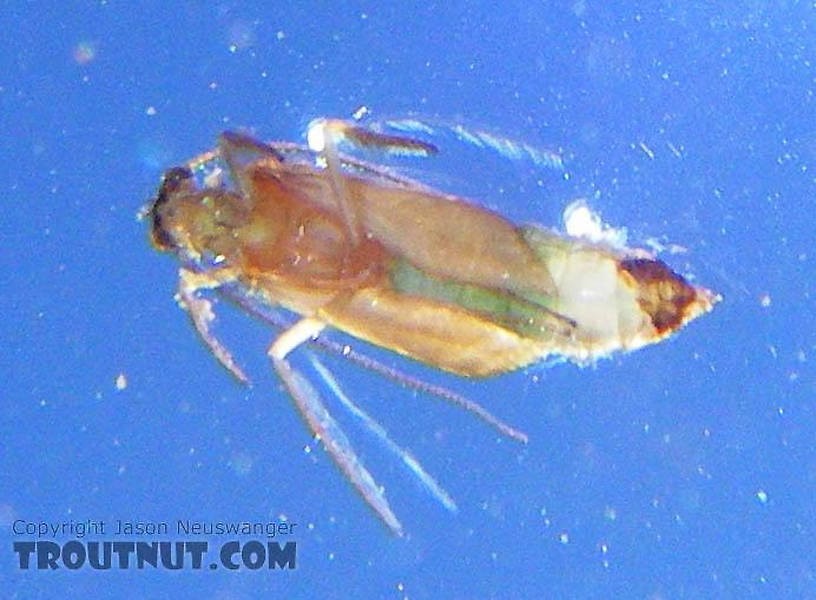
[306,119,362,246]
[268,317,404,537]
[176,267,249,384]
[215,131,287,207]
[309,355,458,513]
[219,285,529,443]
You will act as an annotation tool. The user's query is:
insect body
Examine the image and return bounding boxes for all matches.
[146,119,718,536]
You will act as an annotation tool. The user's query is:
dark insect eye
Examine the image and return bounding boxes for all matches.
[149,167,194,250]
[158,167,194,201]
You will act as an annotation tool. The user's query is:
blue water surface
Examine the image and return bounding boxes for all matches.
[2,1,814,598]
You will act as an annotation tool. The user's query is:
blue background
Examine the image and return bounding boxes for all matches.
[2,1,814,597]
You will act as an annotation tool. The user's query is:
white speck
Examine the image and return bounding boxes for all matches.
[563,199,627,247]
[638,141,655,159]
[352,105,369,120]
[307,119,326,151]
[115,373,127,391]
[667,141,682,158]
